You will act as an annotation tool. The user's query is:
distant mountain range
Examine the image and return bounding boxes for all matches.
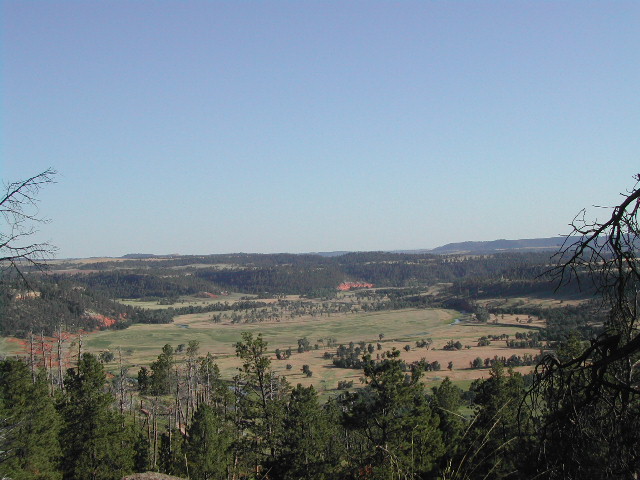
[311,236,577,257]
[121,236,578,260]
[412,236,576,255]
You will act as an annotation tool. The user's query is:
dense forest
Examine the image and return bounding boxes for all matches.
[46,250,560,297]
[0,276,175,338]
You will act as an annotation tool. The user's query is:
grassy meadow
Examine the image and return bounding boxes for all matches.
[62,307,541,393]
[0,287,548,394]
[83,307,454,371]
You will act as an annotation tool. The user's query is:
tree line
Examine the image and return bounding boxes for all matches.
[4,327,628,480]
[58,251,560,298]
[0,333,554,480]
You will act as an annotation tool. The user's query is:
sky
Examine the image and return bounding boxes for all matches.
[2,1,639,258]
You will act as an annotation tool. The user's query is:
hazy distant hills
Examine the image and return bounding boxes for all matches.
[121,236,577,259]
[421,236,576,255]
[312,236,577,257]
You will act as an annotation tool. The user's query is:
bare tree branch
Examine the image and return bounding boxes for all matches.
[0,168,58,281]
[522,174,640,477]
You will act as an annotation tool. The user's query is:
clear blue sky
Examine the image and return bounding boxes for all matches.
[2,1,639,258]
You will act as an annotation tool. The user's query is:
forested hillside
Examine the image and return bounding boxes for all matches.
[0,250,582,339]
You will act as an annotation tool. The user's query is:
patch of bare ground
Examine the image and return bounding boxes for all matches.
[122,473,186,480]
[481,295,590,309]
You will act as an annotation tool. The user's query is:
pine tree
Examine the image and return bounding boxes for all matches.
[185,404,232,480]
[234,332,289,474]
[431,376,465,465]
[341,352,444,479]
[453,363,529,479]
[59,353,135,480]
[148,344,174,395]
[198,354,231,416]
[0,359,62,480]
[158,428,186,477]
[271,384,337,479]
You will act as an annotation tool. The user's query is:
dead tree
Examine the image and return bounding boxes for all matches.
[524,174,640,478]
[0,168,57,282]
[55,324,67,391]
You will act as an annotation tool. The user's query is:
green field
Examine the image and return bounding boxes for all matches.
[0,306,544,394]
[83,308,455,362]
[83,307,541,391]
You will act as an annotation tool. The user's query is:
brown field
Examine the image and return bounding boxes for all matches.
[0,303,546,394]
[90,309,544,393]
[480,294,590,309]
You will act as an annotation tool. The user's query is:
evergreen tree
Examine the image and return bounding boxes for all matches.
[132,429,152,474]
[453,363,529,479]
[59,353,135,480]
[185,404,232,480]
[198,354,231,416]
[341,352,444,479]
[431,377,465,474]
[137,366,149,394]
[0,359,62,480]
[148,344,174,395]
[158,429,186,477]
[234,332,289,474]
[271,384,336,479]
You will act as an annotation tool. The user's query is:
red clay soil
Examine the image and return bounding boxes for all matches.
[88,313,120,328]
[195,291,219,298]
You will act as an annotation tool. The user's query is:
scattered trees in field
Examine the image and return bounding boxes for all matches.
[412,357,442,372]
[337,380,354,390]
[470,353,541,369]
[443,339,463,351]
[296,337,311,353]
[99,350,115,363]
[3,175,639,478]
[416,337,433,348]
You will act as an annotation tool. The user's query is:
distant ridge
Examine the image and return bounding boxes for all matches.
[116,237,576,260]
[309,237,575,257]
[121,253,182,259]
[426,236,575,255]
[309,251,352,257]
